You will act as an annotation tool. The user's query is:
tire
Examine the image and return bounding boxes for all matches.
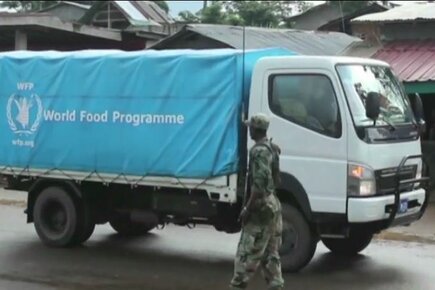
[73,199,96,245]
[33,187,80,247]
[109,215,155,236]
[75,221,95,244]
[279,203,317,273]
[322,232,373,256]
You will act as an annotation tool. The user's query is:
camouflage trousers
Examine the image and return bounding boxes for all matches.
[230,210,284,290]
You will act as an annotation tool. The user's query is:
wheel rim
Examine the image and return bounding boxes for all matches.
[280,219,298,255]
[41,199,67,235]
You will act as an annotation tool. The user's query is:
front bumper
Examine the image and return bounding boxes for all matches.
[348,188,426,224]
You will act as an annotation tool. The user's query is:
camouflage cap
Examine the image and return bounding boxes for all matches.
[244,113,270,130]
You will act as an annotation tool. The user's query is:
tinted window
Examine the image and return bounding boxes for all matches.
[269,74,341,138]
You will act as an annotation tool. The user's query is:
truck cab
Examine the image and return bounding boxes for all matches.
[248,56,428,270]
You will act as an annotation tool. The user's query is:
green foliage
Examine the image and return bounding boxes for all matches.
[179,1,304,28]
[326,1,375,14]
[178,10,200,23]
[201,1,226,24]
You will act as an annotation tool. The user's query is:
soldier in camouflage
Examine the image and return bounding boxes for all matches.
[230,113,284,290]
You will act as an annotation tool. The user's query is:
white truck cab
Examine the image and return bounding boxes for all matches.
[247,56,428,270]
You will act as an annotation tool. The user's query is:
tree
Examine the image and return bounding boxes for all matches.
[225,14,243,26]
[200,1,226,24]
[296,1,314,13]
[178,1,302,27]
[326,1,375,14]
[223,1,295,27]
[178,10,200,23]
[177,1,317,27]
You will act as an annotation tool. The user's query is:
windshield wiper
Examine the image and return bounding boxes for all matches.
[360,117,396,131]
[376,116,396,131]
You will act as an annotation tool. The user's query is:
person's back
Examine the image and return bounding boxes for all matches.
[230,114,284,290]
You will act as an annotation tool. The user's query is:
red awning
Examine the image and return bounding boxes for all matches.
[374,40,435,83]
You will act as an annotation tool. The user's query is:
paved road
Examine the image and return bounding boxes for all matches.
[0,204,434,290]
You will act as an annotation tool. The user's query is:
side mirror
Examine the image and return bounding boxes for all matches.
[412,94,426,134]
[413,93,424,122]
[418,119,427,135]
[366,92,381,121]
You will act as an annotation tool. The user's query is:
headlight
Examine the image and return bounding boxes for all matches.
[348,164,376,197]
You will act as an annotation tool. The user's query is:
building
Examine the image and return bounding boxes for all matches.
[0,12,141,51]
[38,1,91,22]
[151,24,360,56]
[79,1,179,47]
[286,2,389,35]
[0,1,178,51]
[349,3,435,106]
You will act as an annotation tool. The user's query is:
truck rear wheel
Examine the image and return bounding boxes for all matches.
[322,232,373,256]
[109,215,155,236]
[280,204,317,273]
[33,187,80,247]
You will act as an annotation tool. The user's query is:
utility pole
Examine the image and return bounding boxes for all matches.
[203,1,208,10]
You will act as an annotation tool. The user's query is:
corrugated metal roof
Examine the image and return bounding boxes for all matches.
[81,1,170,27]
[39,1,91,11]
[114,1,149,22]
[374,41,435,82]
[133,1,173,24]
[288,2,387,30]
[353,3,435,23]
[57,1,91,10]
[152,24,360,56]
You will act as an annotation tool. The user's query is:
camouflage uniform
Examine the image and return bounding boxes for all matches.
[230,114,284,290]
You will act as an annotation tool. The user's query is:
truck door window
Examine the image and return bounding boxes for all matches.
[269,74,341,138]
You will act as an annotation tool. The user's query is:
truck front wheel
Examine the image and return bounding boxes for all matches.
[280,204,317,273]
[74,198,95,245]
[33,187,80,247]
[322,231,373,256]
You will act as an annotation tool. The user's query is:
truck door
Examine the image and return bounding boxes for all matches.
[262,70,348,215]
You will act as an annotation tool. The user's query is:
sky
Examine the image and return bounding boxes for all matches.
[168,1,204,17]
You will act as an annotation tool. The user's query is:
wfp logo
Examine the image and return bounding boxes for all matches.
[7,94,43,135]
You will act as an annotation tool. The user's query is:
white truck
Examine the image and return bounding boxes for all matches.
[0,49,429,272]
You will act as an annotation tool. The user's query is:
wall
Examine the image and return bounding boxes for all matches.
[352,21,435,43]
[0,28,146,52]
[352,22,382,44]
[382,22,435,41]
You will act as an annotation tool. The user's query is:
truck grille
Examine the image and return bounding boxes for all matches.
[375,165,417,195]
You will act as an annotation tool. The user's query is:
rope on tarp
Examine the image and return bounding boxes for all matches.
[0,166,215,191]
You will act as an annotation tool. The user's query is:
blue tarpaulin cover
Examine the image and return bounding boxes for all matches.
[0,48,294,178]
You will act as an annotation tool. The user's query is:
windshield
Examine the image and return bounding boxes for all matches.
[337,64,415,127]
